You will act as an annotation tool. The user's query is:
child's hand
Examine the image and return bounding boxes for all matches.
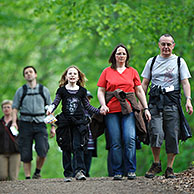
[100,109,105,115]
[45,104,54,115]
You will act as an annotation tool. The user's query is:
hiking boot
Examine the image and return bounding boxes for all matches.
[127,172,136,180]
[32,173,41,179]
[165,167,176,179]
[64,177,72,182]
[113,174,123,180]
[75,171,86,180]
[145,161,162,178]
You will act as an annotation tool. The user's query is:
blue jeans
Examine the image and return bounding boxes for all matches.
[105,112,136,175]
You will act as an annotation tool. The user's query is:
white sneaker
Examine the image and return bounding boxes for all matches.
[64,177,72,182]
[75,171,86,180]
[127,172,136,180]
[113,174,123,180]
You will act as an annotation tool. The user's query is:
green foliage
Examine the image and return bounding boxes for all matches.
[0,0,193,179]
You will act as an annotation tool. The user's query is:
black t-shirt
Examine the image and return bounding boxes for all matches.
[56,86,87,117]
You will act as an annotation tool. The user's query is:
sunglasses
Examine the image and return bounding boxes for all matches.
[160,42,173,47]
[115,52,127,56]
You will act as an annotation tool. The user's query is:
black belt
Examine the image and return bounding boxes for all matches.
[20,112,45,116]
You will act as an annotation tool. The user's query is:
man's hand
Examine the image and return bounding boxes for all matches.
[50,126,56,138]
[144,109,151,121]
[186,99,193,115]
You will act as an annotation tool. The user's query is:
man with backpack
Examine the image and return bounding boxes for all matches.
[141,34,193,179]
[12,66,55,179]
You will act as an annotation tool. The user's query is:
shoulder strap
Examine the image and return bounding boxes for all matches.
[19,84,28,107]
[19,84,47,108]
[39,84,47,106]
[149,56,157,81]
[1,120,16,143]
[177,56,181,85]
[149,56,181,88]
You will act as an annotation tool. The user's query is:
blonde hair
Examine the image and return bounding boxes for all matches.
[1,100,13,109]
[59,65,87,87]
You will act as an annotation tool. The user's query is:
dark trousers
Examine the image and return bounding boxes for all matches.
[84,150,93,177]
[62,150,73,177]
[62,127,86,177]
[71,149,93,177]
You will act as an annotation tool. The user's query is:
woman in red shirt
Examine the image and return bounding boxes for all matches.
[97,44,151,180]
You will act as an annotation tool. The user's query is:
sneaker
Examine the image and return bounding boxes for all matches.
[165,167,176,179]
[64,177,72,182]
[32,173,41,179]
[145,161,162,178]
[75,171,86,180]
[113,174,123,180]
[127,172,136,180]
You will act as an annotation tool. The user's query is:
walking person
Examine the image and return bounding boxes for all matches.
[97,43,151,180]
[0,100,20,181]
[83,90,98,177]
[46,65,102,182]
[12,66,55,179]
[141,34,193,178]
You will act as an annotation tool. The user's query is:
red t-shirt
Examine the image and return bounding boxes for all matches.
[97,66,141,113]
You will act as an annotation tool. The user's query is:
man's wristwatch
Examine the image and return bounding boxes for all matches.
[186,96,192,101]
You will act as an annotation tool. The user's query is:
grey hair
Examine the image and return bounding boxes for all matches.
[1,100,13,108]
[159,34,175,43]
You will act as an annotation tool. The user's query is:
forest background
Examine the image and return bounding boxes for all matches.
[0,0,193,179]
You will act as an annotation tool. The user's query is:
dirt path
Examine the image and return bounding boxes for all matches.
[0,168,193,194]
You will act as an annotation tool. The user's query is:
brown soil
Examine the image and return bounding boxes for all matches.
[0,167,193,194]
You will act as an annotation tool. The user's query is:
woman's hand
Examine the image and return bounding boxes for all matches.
[100,105,109,115]
[98,87,109,115]
[144,109,151,121]
[11,122,18,130]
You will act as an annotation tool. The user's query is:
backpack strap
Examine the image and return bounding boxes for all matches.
[149,56,157,82]
[19,84,28,107]
[39,84,47,106]
[149,55,181,89]
[19,84,47,108]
